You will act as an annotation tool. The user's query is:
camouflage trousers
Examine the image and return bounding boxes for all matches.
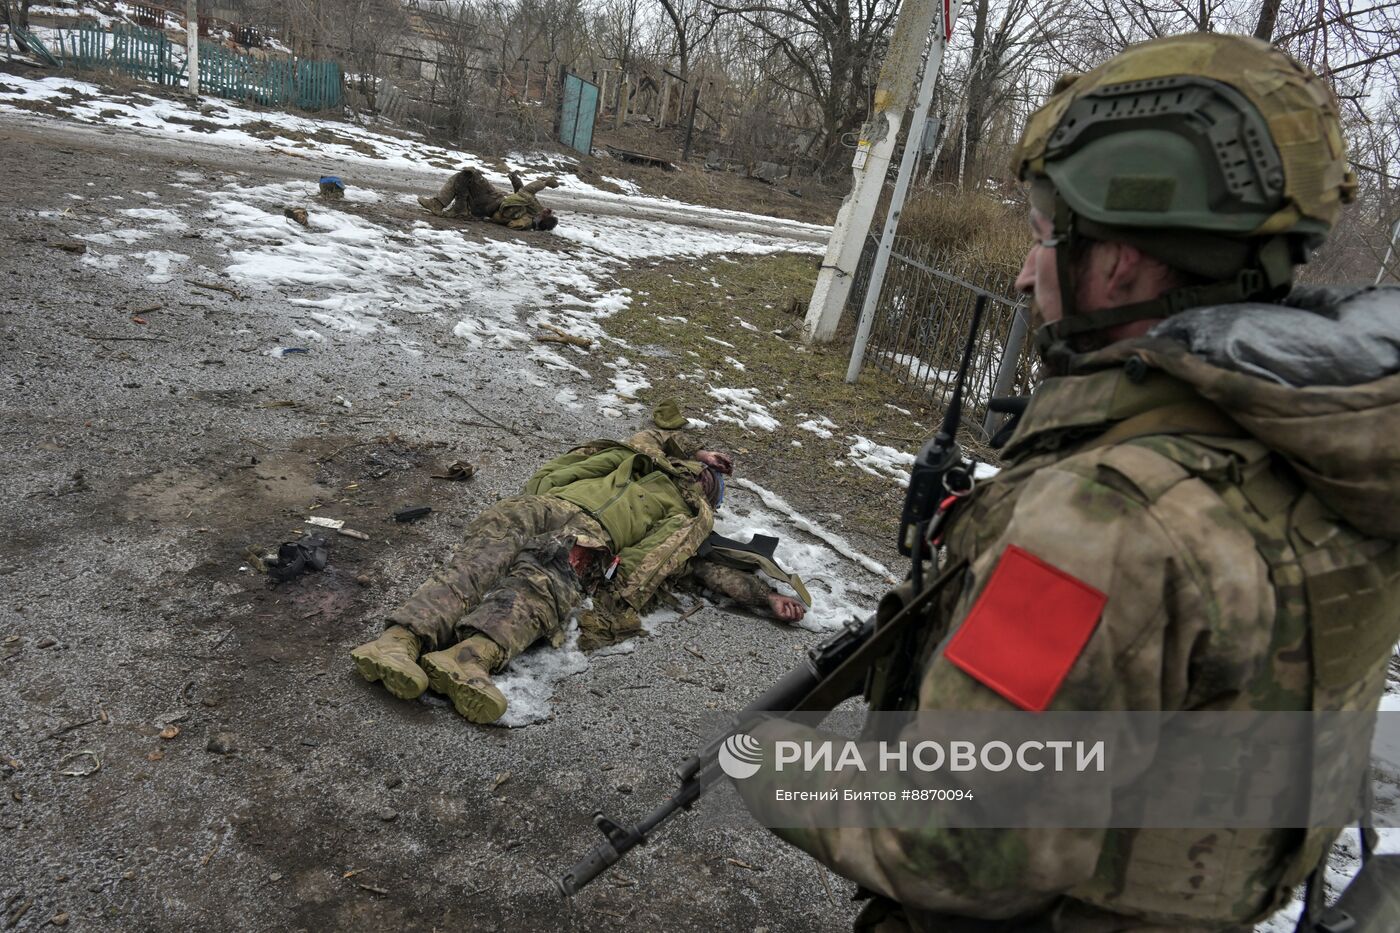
[387,495,608,669]
[431,168,504,218]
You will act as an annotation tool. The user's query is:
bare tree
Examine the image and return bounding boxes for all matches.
[1,0,32,31]
[658,0,721,122]
[706,0,901,172]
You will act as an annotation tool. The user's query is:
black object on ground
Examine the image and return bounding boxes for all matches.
[265,534,329,583]
[394,506,432,523]
[604,145,677,171]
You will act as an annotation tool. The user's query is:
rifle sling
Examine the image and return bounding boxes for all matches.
[792,557,968,713]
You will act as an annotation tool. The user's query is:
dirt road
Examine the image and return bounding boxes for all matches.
[0,110,831,244]
[0,114,862,930]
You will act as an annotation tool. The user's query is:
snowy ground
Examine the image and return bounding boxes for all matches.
[9,94,860,728]
[0,72,830,242]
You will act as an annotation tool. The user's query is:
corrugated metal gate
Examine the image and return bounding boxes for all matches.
[558,72,599,155]
[847,235,1035,429]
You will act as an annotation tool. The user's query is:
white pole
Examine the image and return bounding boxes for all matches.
[802,0,942,345]
[185,0,199,98]
[1376,215,1400,286]
[845,2,957,382]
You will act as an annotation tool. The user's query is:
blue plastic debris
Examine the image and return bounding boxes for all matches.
[319,176,345,200]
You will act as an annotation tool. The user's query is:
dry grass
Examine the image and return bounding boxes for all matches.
[899,185,1030,277]
[589,252,969,559]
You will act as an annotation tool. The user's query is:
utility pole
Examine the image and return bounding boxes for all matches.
[185,0,199,97]
[615,74,629,130]
[846,0,958,381]
[803,0,946,344]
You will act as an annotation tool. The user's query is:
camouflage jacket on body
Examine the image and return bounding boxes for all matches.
[491,177,552,229]
[525,428,770,613]
[738,286,1400,932]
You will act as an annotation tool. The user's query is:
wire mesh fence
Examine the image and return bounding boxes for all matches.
[847,235,1035,433]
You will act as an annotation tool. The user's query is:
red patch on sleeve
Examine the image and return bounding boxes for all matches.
[942,544,1107,712]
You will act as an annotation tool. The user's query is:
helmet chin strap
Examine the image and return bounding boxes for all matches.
[1033,194,1287,376]
[1035,193,1083,376]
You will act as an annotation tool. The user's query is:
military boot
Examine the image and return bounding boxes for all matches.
[351,625,429,700]
[417,195,446,216]
[420,636,508,724]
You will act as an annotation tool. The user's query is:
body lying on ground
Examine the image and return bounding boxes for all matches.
[417,167,560,231]
[352,407,808,724]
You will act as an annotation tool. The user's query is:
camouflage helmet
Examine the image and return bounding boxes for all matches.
[1012,34,1356,370]
[1014,33,1354,244]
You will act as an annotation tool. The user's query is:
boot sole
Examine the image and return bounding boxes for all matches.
[422,658,508,724]
[351,650,428,701]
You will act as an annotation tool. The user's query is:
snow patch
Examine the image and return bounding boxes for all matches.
[708,386,780,432]
[595,357,650,417]
[797,416,838,439]
[494,625,591,727]
[135,250,188,283]
[119,207,187,232]
[732,478,895,584]
[846,435,916,486]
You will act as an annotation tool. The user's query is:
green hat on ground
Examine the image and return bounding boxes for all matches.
[653,399,688,430]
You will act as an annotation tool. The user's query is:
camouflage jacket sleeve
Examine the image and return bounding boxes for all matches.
[521,176,556,195]
[625,428,706,463]
[736,445,1275,918]
[687,558,774,610]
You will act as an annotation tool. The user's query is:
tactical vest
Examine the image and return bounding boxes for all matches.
[868,416,1400,929]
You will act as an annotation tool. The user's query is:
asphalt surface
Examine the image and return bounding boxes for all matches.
[0,113,862,931]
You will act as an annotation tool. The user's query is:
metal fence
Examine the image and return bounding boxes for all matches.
[15,22,343,111]
[558,72,599,156]
[847,235,1034,434]
[199,44,342,110]
[27,23,183,84]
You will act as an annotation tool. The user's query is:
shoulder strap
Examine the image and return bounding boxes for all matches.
[1083,397,1242,451]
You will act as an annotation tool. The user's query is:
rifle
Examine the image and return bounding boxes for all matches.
[557,613,873,895]
[557,297,988,896]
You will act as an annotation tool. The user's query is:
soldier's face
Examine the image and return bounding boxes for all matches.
[1016,209,1062,329]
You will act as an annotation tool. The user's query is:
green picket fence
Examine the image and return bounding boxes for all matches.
[4,26,61,66]
[197,44,341,110]
[112,24,181,86]
[295,59,341,111]
[21,21,343,112]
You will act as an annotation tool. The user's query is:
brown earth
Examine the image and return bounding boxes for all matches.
[0,103,869,933]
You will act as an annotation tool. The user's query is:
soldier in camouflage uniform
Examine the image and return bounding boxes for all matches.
[352,408,808,724]
[736,34,1400,931]
[417,167,562,231]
